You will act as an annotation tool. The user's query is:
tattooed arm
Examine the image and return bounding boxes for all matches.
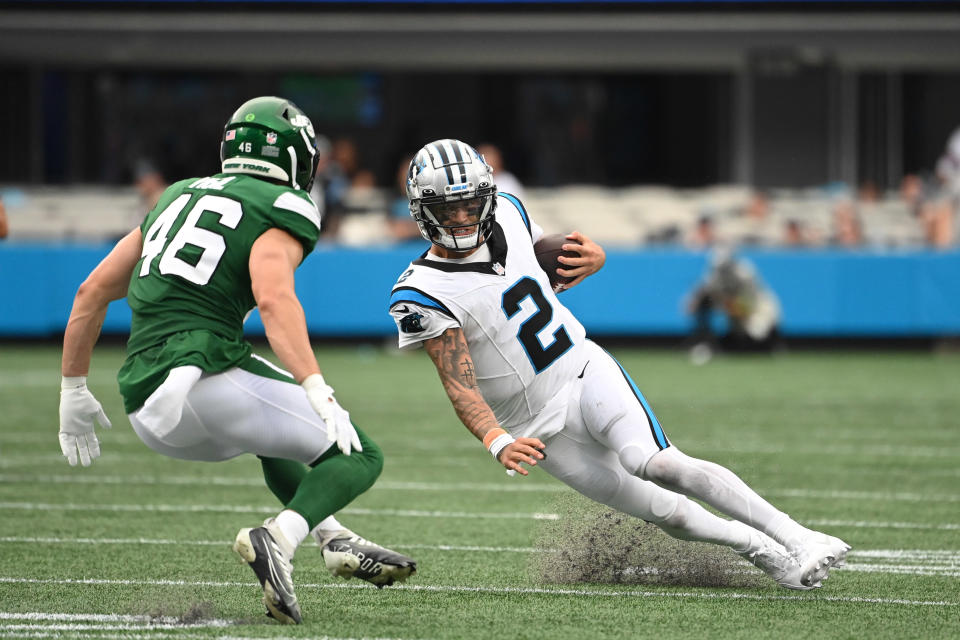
[423,327,545,475]
[422,327,500,442]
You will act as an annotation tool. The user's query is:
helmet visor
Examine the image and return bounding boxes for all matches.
[423,195,493,248]
[425,196,487,226]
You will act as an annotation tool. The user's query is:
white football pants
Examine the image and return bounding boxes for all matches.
[538,340,796,550]
[128,356,333,464]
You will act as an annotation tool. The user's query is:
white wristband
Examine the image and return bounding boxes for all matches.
[61,376,87,390]
[487,432,515,461]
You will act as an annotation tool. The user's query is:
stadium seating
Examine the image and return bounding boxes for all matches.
[0,184,947,249]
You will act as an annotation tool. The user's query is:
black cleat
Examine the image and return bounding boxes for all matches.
[234,519,302,624]
[318,530,417,588]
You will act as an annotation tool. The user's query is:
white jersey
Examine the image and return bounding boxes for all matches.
[389,193,588,439]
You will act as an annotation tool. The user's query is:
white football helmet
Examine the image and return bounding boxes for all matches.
[407,139,497,251]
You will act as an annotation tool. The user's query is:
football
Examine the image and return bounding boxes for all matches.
[534,233,580,293]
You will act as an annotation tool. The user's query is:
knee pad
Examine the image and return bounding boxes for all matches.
[650,490,683,524]
[617,444,650,476]
[641,447,685,485]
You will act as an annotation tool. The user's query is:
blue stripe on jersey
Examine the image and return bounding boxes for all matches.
[606,350,670,450]
[389,287,455,319]
[499,192,531,236]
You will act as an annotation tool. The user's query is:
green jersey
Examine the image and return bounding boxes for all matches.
[117,173,321,413]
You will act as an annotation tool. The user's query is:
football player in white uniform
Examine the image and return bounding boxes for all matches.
[389,139,850,591]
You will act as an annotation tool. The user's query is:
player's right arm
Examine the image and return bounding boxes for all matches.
[59,227,143,466]
[422,327,545,476]
[63,228,143,377]
[249,228,360,455]
[249,228,318,383]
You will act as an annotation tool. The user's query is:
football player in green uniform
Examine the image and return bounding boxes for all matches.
[58,96,415,624]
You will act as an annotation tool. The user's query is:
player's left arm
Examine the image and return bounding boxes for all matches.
[423,327,545,476]
[556,230,606,290]
[59,227,142,466]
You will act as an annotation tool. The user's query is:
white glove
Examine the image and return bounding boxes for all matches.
[302,373,361,456]
[59,376,112,467]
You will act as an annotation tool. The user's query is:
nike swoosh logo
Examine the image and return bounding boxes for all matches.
[265,539,294,599]
[578,361,590,379]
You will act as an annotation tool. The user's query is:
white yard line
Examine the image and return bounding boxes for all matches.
[3,502,956,530]
[2,536,957,578]
[0,501,559,520]
[0,633,399,640]
[0,474,567,493]
[2,536,957,561]
[762,489,960,503]
[805,518,960,531]
[0,632,401,640]
[0,578,954,608]
[0,613,228,624]
[2,502,957,529]
[843,565,960,577]
[2,440,959,459]
[0,536,550,553]
[2,474,957,503]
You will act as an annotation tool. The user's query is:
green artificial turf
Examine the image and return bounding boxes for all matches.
[0,344,958,639]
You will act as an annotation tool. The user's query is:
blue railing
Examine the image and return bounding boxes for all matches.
[1,242,958,337]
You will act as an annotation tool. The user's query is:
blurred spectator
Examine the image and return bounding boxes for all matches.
[317,137,376,239]
[927,127,960,248]
[122,160,168,235]
[744,190,771,221]
[831,199,863,247]
[0,197,8,239]
[924,196,956,248]
[309,134,332,232]
[686,213,716,249]
[936,127,960,200]
[736,190,772,246]
[388,154,421,242]
[899,173,928,218]
[857,180,880,205]
[686,248,782,365]
[900,172,951,248]
[477,143,525,200]
[783,219,808,247]
[134,160,167,213]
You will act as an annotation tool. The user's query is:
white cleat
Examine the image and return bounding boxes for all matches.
[791,533,851,588]
[739,531,818,591]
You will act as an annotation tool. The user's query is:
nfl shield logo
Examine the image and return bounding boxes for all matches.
[493,262,505,276]
[224,130,236,141]
[266,132,277,144]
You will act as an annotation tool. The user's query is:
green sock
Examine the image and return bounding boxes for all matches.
[258,456,308,504]
[286,426,383,529]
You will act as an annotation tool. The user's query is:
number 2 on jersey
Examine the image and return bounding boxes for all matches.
[139,194,243,285]
[502,276,573,374]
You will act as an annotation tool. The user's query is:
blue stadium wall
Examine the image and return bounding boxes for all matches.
[1,243,959,338]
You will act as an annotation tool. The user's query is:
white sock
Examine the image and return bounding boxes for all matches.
[653,497,754,552]
[767,514,814,551]
[310,515,346,544]
[646,449,812,550]
[274,509,310,550]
